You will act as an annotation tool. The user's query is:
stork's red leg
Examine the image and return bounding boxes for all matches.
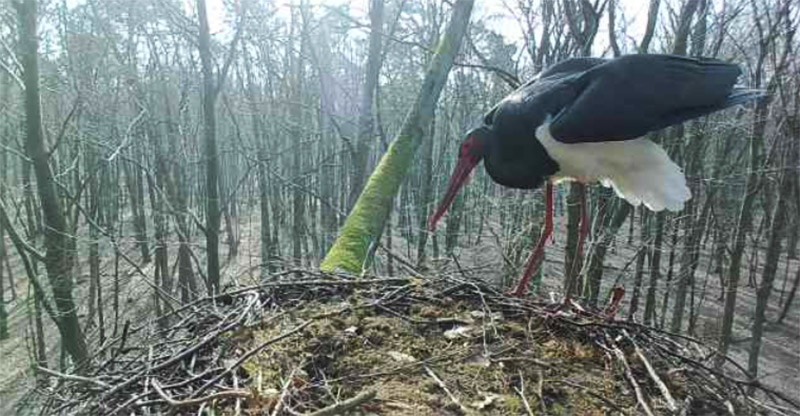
[511,182,554,297]
[549,185,591,315]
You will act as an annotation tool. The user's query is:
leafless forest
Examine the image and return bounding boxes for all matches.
[0,0,798,414]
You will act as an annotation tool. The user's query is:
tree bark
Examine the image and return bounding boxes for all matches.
[717,0,792,363]
[348,0,385,211]
[639,0,661,53]
[0,74,8,340]
[748,167,791,388]
[15,0,89,367]
[585,197,631,306]
[197,0,221,294]
[644,211,665,325]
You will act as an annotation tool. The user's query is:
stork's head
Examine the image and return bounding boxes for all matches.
[428,126,491,231]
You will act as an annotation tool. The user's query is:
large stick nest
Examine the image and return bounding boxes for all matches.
[33,271,799,415]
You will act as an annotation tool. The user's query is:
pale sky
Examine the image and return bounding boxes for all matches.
[193,0,651,49]
[61,0,652,58]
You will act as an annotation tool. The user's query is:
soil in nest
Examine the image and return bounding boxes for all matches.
[238,301,633,415]
[228,283,705,416]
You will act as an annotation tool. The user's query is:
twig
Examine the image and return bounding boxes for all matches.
[612,345,655,416]
[271,366,300,416]
[37,366,111,390]
[492,356,554,368]
[424,366,469,414]
[514,371,535,416]
[302,389,377,416]
[624,330,679,413]
[151,379,250,408]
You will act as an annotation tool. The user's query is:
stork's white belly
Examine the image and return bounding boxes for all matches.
[536,122,691,212]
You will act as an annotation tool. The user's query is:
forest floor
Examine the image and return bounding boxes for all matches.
[0,209,798,414]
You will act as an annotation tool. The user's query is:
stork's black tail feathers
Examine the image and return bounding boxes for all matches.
[547,55,766,143]
[723,87,767,108]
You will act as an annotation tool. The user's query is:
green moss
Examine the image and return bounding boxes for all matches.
[504,394,522,414]
[321,132,418,274]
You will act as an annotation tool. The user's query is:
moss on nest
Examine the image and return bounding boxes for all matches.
[233,298,647,415]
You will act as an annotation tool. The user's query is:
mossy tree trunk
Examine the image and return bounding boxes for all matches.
[321,0,474,274]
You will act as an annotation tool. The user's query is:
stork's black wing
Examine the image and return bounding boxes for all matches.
[483,57,608,126]
[549,54,759,143]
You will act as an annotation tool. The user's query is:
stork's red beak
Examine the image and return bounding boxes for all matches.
[428,154,480,231]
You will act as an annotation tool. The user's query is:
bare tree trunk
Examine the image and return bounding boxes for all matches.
[717,0,791,361]
[15,0,88,367]
[776,265,800,324]
[748,167,791,388]
[629,208,649,320]
[717,102,768,365]
[86,149,100,327]
[585,197,631,306]
[416,114,435,267]
[0,74,8,340]
[125,151,150,264]
[562,0,601,297]
[638,0,660,53]
[644,211,665,325]
[564,184,585,296]
[348,0,385,210]
[292,8,307,268]
[242,46,276,276]
[197,0,221,293]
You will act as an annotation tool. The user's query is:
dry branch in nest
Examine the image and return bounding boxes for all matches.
[33,270,799,415]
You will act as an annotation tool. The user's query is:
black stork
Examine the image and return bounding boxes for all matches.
[428,54,761,297]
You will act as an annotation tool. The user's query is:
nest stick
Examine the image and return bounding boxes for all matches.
[303,389,377,416]
[37,366,110,390]
[514,371,535,416]
[271,366,299,416]
[625,330,679,412]
[613,345,655,416]
[424,366,469,414]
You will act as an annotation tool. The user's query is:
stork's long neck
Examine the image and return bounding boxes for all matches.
[482,125,560,190]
